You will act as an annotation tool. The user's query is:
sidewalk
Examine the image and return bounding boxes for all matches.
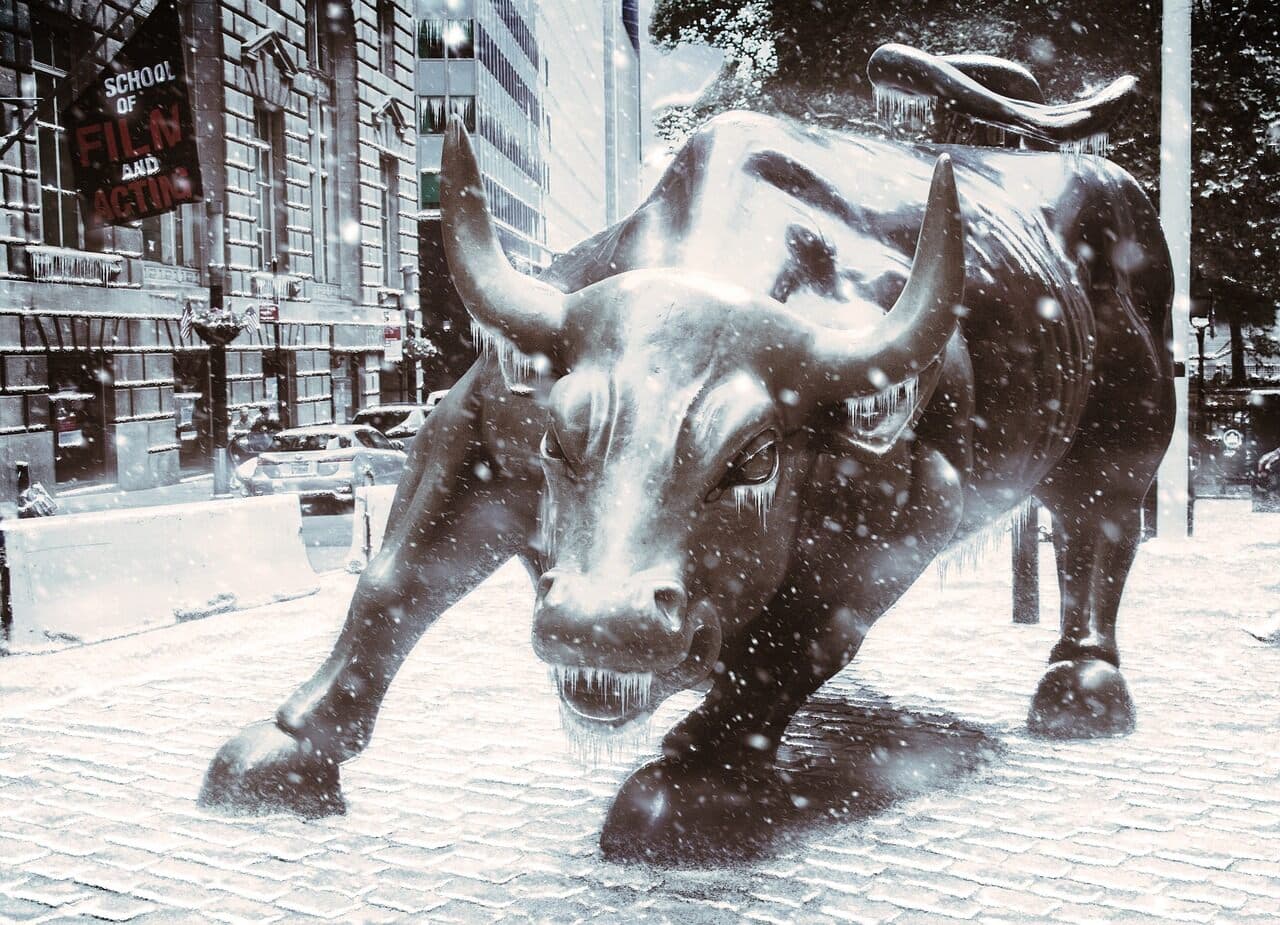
[0,501,1277,923]
[54,473,217,516]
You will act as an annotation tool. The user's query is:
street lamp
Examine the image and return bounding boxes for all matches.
[1190,315,1211,535]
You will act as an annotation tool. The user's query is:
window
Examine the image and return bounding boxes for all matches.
[33,19,87,250]
[252,107,285,270]
[420,170,440,209]
[418,19,473,59]
[418,19,443,58]
[316,101,339,281]
[377,0,395,73]
[306,0,331,72]
[381,155,399,288]
[448,95,475,132]
[141,207,195,266]
[420,96,446,134]
[357,428,393,449]
[444,19,474,58]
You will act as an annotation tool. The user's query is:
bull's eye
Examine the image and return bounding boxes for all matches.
[723,431,779,488]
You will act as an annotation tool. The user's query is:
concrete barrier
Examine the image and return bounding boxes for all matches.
[345,485,399,573]
[1,495,317,650]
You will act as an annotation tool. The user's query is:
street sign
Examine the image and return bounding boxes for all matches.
[383,309,404,363]
[258,303,279,323]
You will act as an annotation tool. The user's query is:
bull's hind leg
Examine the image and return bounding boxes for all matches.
[1031,378,1172,736]
[200,365,536,816]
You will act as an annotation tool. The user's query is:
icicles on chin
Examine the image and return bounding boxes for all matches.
[555,702,652,766]
[548,665,655,766]
[731,478,777,529]
[550,665,654,713]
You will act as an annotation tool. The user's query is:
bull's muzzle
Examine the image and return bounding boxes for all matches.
[532,569,693,672]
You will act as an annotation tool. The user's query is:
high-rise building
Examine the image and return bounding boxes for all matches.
[0,0,418,493]
[415,0,546,271]
[538,0,642,253]
[415,0,642,388]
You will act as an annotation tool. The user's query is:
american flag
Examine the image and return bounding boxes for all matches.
[179,301,193,341]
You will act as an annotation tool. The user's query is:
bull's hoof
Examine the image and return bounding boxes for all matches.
[1028,659,1135,738]
[199,721,346,818]
[600,758,791,865]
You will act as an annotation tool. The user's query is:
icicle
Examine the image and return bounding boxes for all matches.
[1059,132,1110,157]
[844,377,919,430]
[934,497,1036,584]
[550,665,654,715]
[555,702,652,767]
[537,490,557,560]
[731,478,777,528]
[548,665,655,766]
[874,86,935,129]
[470,319,541,390]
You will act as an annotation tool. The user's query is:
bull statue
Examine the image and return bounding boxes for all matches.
[202,46,1173,863]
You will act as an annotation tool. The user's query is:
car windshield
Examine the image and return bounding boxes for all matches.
[352,410,410,432]
[271,433,351,452]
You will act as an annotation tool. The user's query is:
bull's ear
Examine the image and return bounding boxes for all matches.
[817,357,947,458]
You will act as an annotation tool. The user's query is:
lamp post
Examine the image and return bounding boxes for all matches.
[1190,315,1211,535]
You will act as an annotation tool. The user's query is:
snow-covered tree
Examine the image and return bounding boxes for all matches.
[1192,0,1280,385]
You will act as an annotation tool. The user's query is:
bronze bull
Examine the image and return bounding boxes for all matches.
[202,48,1173,863]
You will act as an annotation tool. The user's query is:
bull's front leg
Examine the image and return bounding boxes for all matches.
[602,445,964,862]
[200,366,537,817]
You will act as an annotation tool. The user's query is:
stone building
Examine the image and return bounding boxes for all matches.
[0,0,417,495]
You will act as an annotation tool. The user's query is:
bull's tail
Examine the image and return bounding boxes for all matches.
[869,42,1135,156]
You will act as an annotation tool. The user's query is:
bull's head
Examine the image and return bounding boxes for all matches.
[441,118,963,735]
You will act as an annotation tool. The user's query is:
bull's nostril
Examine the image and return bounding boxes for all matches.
[652,583,687,631]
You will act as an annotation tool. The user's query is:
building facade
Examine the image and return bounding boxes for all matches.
[0,0,417,495]
[414,0,642,389]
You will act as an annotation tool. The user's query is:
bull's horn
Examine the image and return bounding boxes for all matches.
[441,116,566,358]
[812,155,964,398]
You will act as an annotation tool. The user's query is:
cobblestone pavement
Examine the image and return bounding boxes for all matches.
[1,501,1278,924]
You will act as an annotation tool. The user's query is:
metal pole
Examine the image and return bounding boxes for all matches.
[188,0,229,497]
[1156,0,1192,539]
[209,289,231,497]
[1012,502,1040,624]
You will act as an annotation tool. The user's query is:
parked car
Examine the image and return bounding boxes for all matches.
[351,403,430,439]
[237,424,408,509]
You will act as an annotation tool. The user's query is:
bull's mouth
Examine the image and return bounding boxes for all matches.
[549,621,723,729]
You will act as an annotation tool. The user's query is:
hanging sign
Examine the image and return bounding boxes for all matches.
[62,0,204,225]
[383,309,404,363]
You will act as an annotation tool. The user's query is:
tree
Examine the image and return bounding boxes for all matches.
[1192,0,1280,385]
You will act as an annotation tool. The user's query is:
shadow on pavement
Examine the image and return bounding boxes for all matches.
[777,690,1003,829]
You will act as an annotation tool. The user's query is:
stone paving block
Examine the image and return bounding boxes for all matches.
[866,876,982,920]
[0,894,58,923]
[64,891,157,922]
